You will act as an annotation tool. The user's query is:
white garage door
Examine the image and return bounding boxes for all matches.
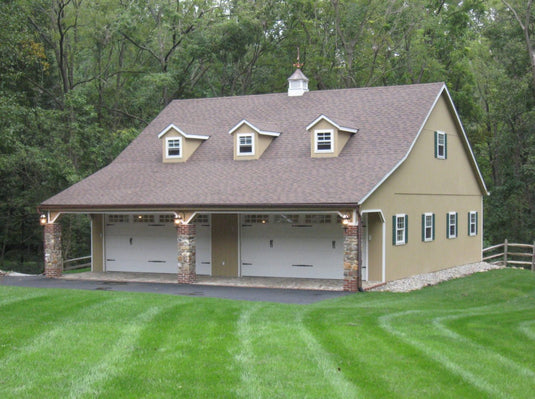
[105,215,177,273]
[240,214,344,279]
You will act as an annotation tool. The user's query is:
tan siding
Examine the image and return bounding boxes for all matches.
[362,94,484,281]
[91,214,104,272]
[367,212,383,281]
[211,214,239,277]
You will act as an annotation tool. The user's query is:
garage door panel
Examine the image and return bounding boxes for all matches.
[241,218,344,279]
[105,218,177,273]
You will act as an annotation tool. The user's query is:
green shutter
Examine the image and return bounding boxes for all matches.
[455,212,458,236]
[434,131,438,158]
[405,215,408,244]
[421,214,425,241]
[432,213,435,240]
[444,133,448,159]
[392,215,396,245]
[476,212,479,235]
[468,212,471,235]
[446,213,449,238]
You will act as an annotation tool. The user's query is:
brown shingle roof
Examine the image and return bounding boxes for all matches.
[41,82,447,210]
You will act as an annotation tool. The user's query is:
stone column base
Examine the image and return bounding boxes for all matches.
[177,223,196,284]
[44,223,63,278]
[343,225,359,292]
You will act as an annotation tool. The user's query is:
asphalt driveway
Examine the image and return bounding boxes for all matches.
[0,274,349,304]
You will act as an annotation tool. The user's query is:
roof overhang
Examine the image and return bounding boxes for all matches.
[228,120,281,137]
[306,114,358,134]
[157,123,210,140]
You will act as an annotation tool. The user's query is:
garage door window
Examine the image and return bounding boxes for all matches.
[134,215,154,223]
[305,214,332,224]
[194,214,210,225]
[108,215,129,223]
[273,214,299,224]
[245,215,269,224]
[159,215,175,223]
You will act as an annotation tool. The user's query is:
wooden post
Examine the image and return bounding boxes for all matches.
[504,239,508,267]
[532,241,535,272]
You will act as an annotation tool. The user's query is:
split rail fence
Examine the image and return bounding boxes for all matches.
[482,239,535,271]
[63,255,91,271]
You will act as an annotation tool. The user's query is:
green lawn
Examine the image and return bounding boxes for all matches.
[0,269,534,398]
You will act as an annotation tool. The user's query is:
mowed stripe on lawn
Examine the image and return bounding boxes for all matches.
[378,299,535,399]
[234,303,360,398]
[0,269,534,398]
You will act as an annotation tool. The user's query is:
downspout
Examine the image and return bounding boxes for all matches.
[356,206,364,292]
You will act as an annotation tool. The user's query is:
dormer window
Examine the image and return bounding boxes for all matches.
[229,120,280,160]
[306,115,357,158]
[166,137,182,158]
[158,124,209,163]
[238,134,254,156]
[315,130,334,153]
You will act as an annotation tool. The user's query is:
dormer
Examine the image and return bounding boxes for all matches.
[229,120,281,160]
[288,68,309,96]
[158,124,209,163]
[306,115,358,158]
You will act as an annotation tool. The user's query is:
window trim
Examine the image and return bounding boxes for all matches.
[393,214,408,246]
[165,137,182,159]
[237,133,255,156]
[314,129,334,153]
[447,212,457,239]
[468,211,478,236]
[435,131,447,160]
[422,213,435,242]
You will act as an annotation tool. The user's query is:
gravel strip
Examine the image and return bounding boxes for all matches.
[368,262,504,292]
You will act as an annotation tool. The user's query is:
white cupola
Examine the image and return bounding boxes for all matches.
[287,68,309,97]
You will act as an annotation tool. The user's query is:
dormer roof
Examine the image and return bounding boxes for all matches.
[228,120,281,137]
[158,123,210,140]
[306,115,358,133]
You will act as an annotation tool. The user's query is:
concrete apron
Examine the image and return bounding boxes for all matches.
[59,272,377,291]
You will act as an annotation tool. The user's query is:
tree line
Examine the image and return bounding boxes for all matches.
[1,0,533,271]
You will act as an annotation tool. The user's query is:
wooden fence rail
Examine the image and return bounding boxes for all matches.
[63,255,91,271]
[482,239,535,271]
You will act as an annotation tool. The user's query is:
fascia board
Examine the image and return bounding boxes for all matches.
[306,114,358,133]
[158,123,209,140]
[228,119,281,137]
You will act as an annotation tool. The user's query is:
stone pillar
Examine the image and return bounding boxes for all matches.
[177,223,196,284]
[44,223,63,278]
[343,225,359,292]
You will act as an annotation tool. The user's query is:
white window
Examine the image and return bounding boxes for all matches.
[422,213,434,242]
[314,130,334,153]
[134,215,154,223]
[159,215,175,223]
[193,214,210,225]
[468,211,478,236]
[244,214,269,224]
[166,137,182,158]
[393,214,408,245]
[108,215,129,223]
[237,133,254,155]
[447,212,457,238]
[435,131,447,159]
[305,214,332,224]
[273,214,299,224]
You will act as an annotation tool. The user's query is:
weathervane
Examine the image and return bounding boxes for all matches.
[293,47,304,69]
